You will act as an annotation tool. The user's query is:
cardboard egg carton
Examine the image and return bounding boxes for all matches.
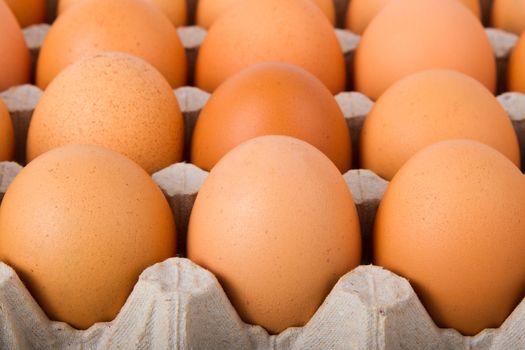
[1,83,525,349]
[1,0,524,348]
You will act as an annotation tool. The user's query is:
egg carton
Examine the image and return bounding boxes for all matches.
[1,82,525,349]
[1,0,525,348]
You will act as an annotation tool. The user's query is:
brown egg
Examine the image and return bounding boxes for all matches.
[354,0,495,100]
[508,32,525,92]
[195,0,345,94]
[0,1,30,92]
[187,136,361,334]
[360,70,520,180]
[346,0,480,35]
[58,0,187,27]
[196,0,335,28]
[36,0,187,89]
[491,0,525,35]
[191,62,351,172]
[0,144,176,329]
[3,0,46,27]
[0,99,14,161]
[27,52,184,174]
[374,139,525,335]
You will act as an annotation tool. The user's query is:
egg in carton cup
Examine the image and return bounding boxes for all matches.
[1,80,525,350]
[1,0,525,348]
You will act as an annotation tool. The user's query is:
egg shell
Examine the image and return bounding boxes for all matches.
[508,31,525,93]
[354,0,496,100]
[191,62,351,172]
[195,0,346,94]
[491,0,525,35]
[0,1,31,92]
[345,0,480,35]
[187,135,361,334]
[0,100,14,161]
[3,0,46,27]
[360,69,520,180]
[58,0,187,27]
[0,144,176,330]
[27,52,184,174]
[374,139,525,336]
[36,0,187,89]
[196,0,336,28]
[0,85,43,164]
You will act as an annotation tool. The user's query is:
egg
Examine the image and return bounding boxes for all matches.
[3,0,46,27]
[374,139,525,336]
[36,0,187,89]
[0,144,176,329]
[191,62,351,172]
[354,0,495,100]
[345,0,481,35]
[491,0,525,35]
[187,136,361,334]
[0,0,30,92]
[58,0,187,27]
[27,52,184,174]
[0,99,14,161]
[360,70,520,180]
[508,31,525,92]
[195,0,345,94]
[196,0,335,28]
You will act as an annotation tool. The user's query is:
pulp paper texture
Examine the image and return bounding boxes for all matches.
[1,1,523,348]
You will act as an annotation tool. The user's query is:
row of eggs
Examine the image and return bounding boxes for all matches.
[0,0,523,342]
[0,53,520,180]
[3,0,525,97]
[4,0,525,35]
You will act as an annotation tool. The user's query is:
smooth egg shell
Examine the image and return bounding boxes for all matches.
[346,0,480,35]
[374,140,525,335]
[508,31,525,92]
[188,135,361,334]
[196,0,335,28]
[3,0,46,27]
[58,0,187,27]
[195,0,345,93]
[191,62,351,172]
[491,0,525,35]
[360,70,520,180]
[0,1,30,92]
[354,0,495,100]
[37,0,187,89]
[0,144,176,329]
[0,99,14,161]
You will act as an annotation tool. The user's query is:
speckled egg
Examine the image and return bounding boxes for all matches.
[191,62,351,172]
[360,70,520,180]
[37,0,187,89]
[196,0,335,28]
[187,136,361,334]
[27,52,184,174]
[0,144,176,329]
[354,0,495,100]
[58,0,187,27]
[195,0,345,93]
[0,99,14,161]
[374,140,525,335]
[3,0,46,27]
[0,0,30,91]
